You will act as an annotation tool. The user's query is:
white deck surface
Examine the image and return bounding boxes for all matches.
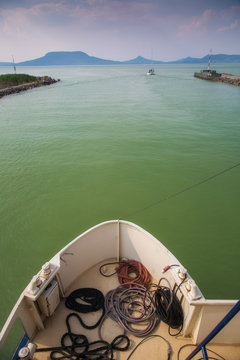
[33,260,240,360]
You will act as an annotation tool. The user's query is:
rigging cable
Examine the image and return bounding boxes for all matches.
[177,343,226,360]
[126,334,172,360]
[120,162,240,219]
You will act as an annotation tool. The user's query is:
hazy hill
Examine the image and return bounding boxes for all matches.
[170,54,240,64]
[0,62,13,66]
[16,51,120,66]
[0,52,240,66]
[122,56,164,64]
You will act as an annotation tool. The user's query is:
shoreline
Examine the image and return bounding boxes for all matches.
[0,76,60,98]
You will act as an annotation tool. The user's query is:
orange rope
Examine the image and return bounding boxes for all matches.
[115,260,152,289]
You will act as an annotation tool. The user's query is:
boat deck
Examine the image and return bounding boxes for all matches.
[33,260,240,360]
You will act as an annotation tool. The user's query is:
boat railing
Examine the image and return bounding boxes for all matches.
[186,300,240,359]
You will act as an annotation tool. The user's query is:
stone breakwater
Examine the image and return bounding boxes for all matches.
[194,71,240,86]
[0,77,60,99]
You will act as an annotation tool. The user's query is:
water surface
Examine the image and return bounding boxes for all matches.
[0,64,240,352]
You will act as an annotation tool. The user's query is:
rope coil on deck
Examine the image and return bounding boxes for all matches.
[99,260,184,336]
[36,263,185,359]
[36,309,130,359]
[65,288,105,329]
[99,259,152,289]
[116,260,152,289]
[153,278,184,335]
[38,335,130,359]
[102,283,160,337]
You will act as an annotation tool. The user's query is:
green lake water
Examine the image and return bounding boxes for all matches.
[0,64,240,355]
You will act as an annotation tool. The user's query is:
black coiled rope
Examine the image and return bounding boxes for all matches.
[36,305,130,359]
[36,334,130,360]
[65,288,105,329]
[153,279,184,335]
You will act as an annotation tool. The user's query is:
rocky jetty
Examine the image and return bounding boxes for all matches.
[194,70,240,86]
[0,76,60,98]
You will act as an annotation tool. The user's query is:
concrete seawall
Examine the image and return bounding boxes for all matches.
[0,77,60,99]
[194,72,240,86]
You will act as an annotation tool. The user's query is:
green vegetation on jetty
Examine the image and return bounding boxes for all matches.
[0,73,59,98]
[0,73,43,89]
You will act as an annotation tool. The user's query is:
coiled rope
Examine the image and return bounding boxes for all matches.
[102,283,159,337]
[36,277,184,358]
[65,288,105,329]
[99,259,152,289]
[36,326,130,360]
[116,260,152,289]
[36,289,131,360]
[100,260,184,337]
[100,261,184,337]
[153,278,184,335]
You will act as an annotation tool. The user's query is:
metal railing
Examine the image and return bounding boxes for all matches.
[186,300,240,360]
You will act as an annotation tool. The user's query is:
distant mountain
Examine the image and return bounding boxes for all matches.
[170,54,240,64]
[0,52,240,66]
[0,62,13,66]
[123,56,164,64]
[17,51,121,66]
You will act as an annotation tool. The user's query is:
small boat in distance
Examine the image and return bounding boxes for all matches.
[0,220,239,359]
[147,48,156,75]
[147,68,155,75]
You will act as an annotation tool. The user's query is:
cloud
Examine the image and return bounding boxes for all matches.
[0,2,65,33]
[217,19,239,32]
[0,0,157,35]
[217,5,240,32]
[0,0,161,59]
[177,9,213,37]
[0,1,240,62]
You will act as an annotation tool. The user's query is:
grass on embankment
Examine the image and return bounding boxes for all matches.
[0,74,42,89]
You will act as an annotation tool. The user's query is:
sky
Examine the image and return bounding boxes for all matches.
[0,0,240,62]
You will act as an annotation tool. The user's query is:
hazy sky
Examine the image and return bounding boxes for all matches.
[0,0,240,62]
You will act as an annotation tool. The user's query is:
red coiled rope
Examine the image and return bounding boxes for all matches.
[115,260,152,289]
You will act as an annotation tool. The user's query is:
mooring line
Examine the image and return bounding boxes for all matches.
[120,162,240,220]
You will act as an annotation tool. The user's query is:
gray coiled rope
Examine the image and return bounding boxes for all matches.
[99,283,160,338]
